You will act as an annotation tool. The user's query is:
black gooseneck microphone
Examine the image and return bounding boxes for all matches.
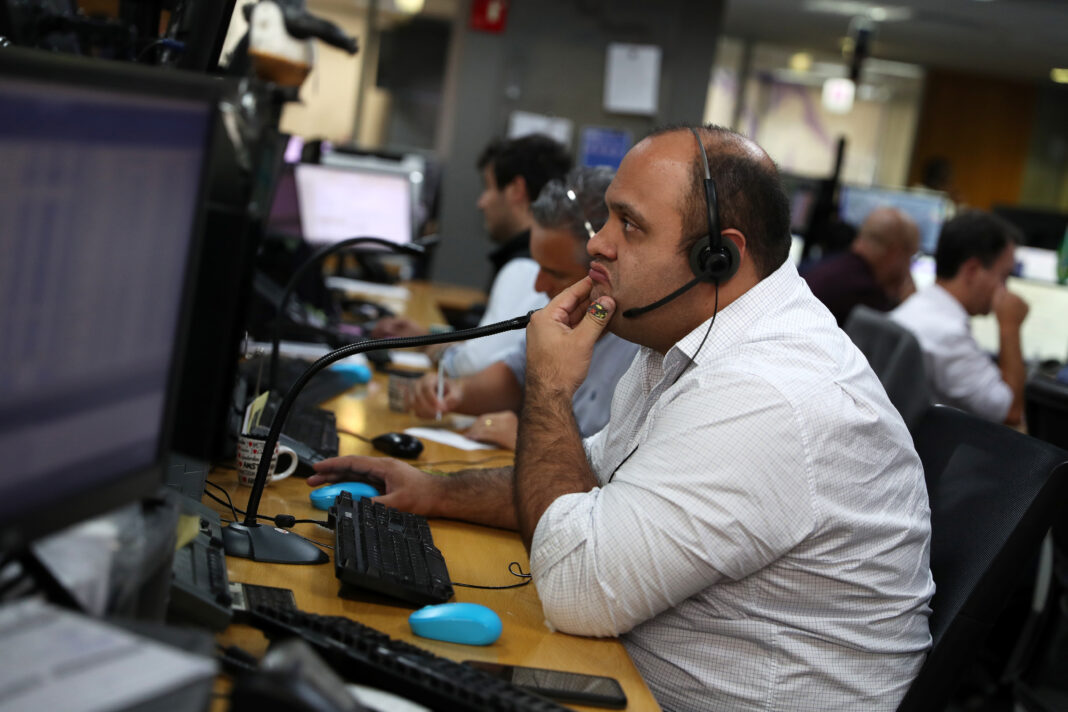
[222,311,534,565]
[267,236,426,395]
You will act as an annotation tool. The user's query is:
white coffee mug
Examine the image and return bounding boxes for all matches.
[236,433,298,487]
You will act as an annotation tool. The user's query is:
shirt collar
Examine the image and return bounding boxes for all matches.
[928,283,970,325]
[487,229,531,272]
[665,260,801,372]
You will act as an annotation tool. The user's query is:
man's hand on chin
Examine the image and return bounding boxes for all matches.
[525,276,616,398]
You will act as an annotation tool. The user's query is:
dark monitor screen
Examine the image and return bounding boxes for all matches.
[0,51,215,547]
[839,184,951,255]
[992,205,1068,252]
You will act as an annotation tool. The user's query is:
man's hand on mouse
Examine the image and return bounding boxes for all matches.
[309,456,443,517]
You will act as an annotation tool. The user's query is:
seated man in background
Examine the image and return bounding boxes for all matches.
[312,124,933,711]
[406,167,639,449]
[373,134,571,377]
[891,210,1028,425]
[802,206,919,326]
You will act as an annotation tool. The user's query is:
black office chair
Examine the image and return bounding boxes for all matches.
[896,405,1068,712]
[844,305,930,429]
[1025,373,1068,451]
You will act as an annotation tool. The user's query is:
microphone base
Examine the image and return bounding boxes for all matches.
[222,522,329,565]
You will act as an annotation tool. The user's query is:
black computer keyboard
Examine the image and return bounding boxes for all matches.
[244,603,568,712]
[241,355,361,408]
[266,398,340,458]
[330,491,453,606]
[250,398,340,476]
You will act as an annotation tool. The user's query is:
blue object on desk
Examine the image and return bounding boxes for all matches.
[329,362,372,384]
[1057,364,1068,384]
[309,482,379,510]
[408,602,502,646]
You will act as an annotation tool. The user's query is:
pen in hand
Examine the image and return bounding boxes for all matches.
[435,358,444,421]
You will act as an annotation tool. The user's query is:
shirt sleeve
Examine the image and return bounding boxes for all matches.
[932,333,1013,422]
[529,371,816,637]
[440,259,547,378]
[500,334,528,388]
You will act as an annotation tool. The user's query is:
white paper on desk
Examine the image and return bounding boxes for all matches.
[0,599,216,712]
[404,427,495,451]
[389,351,434,369]
[325,276,411,302]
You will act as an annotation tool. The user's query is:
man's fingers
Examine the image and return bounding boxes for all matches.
[543,277,593,323]
[577,297,616,342]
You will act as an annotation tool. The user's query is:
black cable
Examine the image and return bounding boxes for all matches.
[337,428,372,443]
[607,284,719,485]
[204,480,331,530]
[216,643,260,676]
[205,480,239,521]
[203,490,239,522]
[453,561,533,590]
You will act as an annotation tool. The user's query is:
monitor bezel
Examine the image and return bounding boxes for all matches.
[0,48,225,549]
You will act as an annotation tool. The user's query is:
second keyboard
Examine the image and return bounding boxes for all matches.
[330,491,454,605]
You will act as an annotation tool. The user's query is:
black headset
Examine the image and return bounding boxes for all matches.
[687,127,739,284]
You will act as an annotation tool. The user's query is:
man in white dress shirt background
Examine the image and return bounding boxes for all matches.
[310,124,934,711]
[891,211,1028,425]
[373,133,571,377]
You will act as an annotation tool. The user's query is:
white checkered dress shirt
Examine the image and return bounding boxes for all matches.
[530,261,935,712]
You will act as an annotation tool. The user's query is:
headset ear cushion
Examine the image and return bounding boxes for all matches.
[690,234,740,283]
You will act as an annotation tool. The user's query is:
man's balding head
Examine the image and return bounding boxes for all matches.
[645,125,792,279]
[852,207,920,292]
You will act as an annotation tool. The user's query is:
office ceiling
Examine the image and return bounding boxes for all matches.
[722,0,1068,84]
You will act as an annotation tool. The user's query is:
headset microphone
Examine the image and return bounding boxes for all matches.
[621,277,701,318]
[622,127,738,319]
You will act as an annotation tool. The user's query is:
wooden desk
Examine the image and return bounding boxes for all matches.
[210,281,660,711]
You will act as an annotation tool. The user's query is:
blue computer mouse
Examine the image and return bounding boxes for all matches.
[309,482,380,510]
[329,362,372,384]
[408,602,502,646]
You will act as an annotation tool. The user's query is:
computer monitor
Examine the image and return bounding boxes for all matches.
[971,278,1068,363]
[0,49,217,548]
[294,163,414,247]
[1014,245,1059,283]
[839,184,952,255]
[993,205,1068,251]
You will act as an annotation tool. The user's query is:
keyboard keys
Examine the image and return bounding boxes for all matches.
[330,492,454,605]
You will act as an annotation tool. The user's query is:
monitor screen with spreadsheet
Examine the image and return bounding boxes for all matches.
[0,50,217,547]
[295,163,414,246]
[839,185,952,256]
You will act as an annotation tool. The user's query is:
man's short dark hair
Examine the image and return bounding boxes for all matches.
[477,134,573,203]
[648,124,792,279]
[934,210,1020,279]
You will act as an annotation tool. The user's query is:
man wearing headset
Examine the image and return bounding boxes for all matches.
[311,125,934,711]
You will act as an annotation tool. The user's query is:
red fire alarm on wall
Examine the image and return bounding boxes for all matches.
[470,0,509,33]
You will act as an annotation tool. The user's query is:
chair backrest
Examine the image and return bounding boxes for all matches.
[1025,373,1068,451]
[896,405,1068,712]
[844,305,930,429]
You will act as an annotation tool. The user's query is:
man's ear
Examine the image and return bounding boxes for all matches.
[722,228,748,267]
[504,175,529,206]
[958,256,983,283]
